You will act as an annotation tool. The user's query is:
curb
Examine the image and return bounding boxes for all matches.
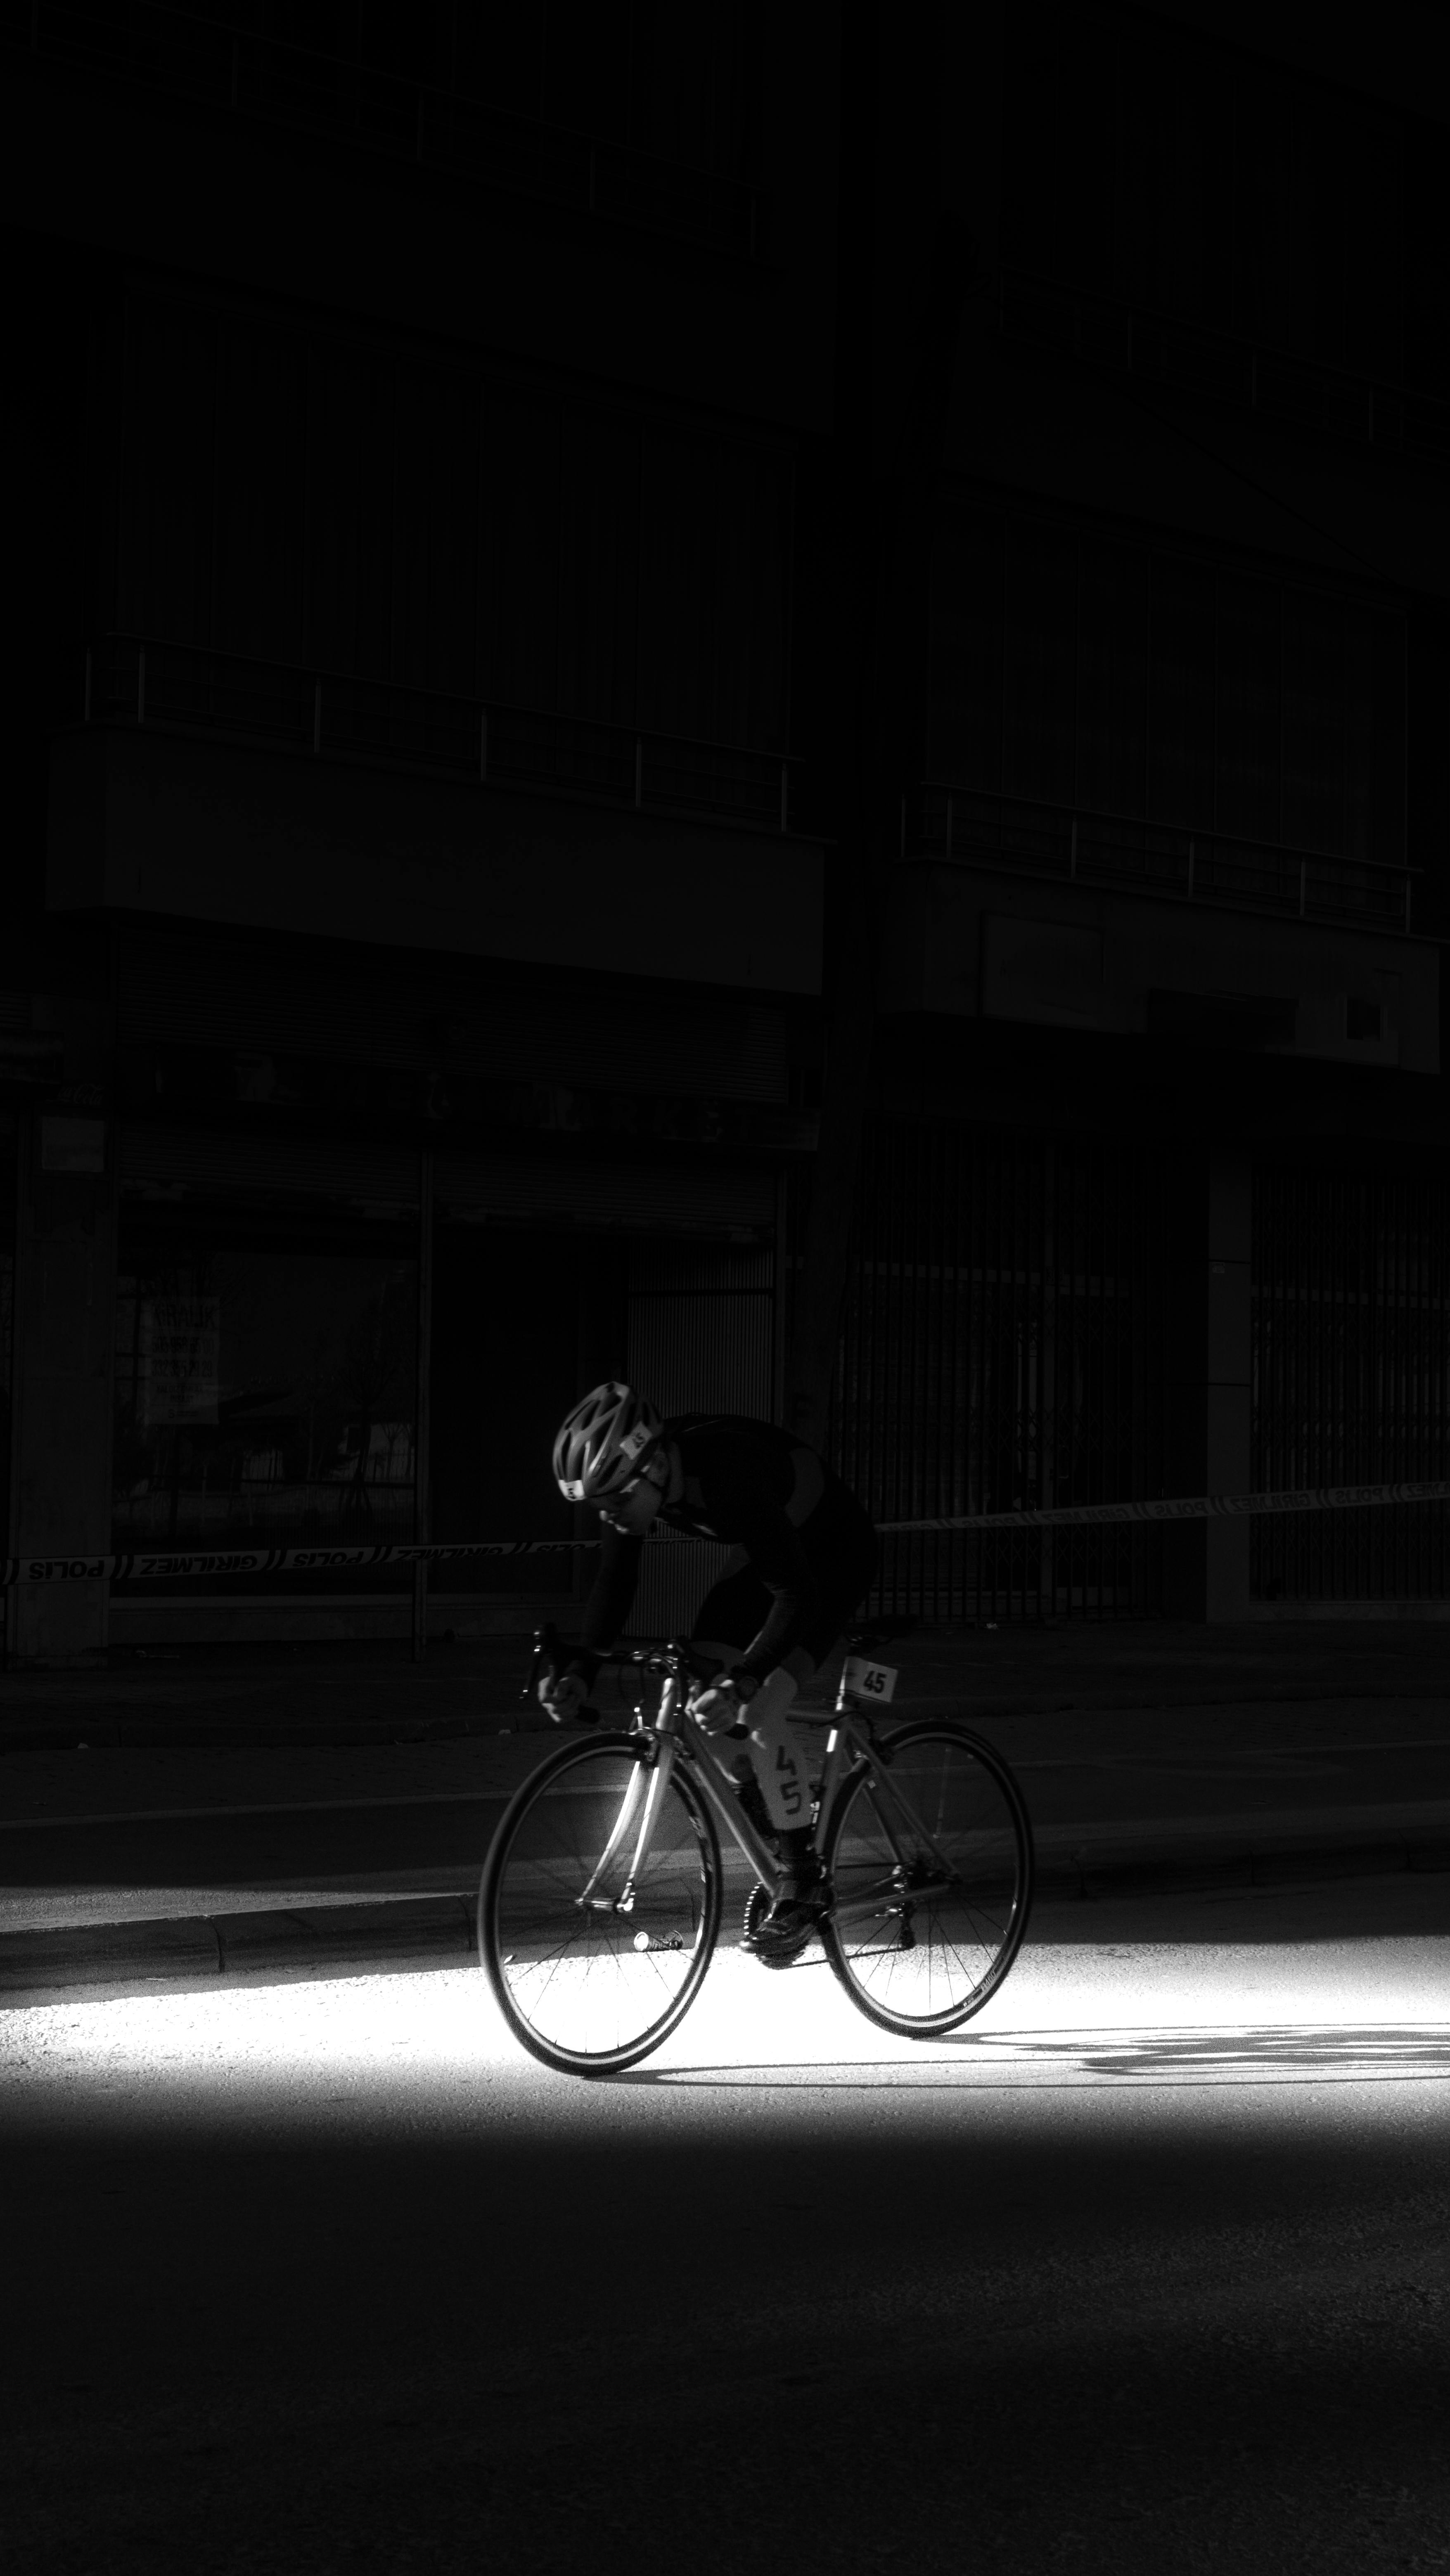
[2,1832,1448,2004]
[0,1896,475,2002]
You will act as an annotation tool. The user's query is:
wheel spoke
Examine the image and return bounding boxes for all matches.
[822,1724,1032,2034]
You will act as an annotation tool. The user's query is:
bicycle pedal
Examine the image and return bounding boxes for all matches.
[747,1928,814,1969]
[742,1901,826,1967]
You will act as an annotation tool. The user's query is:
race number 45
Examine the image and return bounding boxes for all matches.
[842,1655,897,1703]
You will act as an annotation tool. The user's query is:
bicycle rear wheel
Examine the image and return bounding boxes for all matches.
[821,1720,1033,2035]
[479,1733,722,2075]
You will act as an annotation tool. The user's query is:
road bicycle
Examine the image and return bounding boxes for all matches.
[477,1628,1034,2077]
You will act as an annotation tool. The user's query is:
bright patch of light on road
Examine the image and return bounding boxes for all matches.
[4,1902,1450,2111]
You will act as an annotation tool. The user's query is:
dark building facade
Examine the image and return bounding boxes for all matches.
[2,0,1448,1662]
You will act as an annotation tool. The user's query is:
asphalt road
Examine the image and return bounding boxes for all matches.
[4,1717,1449,1935]
[3,1875,1449,2573]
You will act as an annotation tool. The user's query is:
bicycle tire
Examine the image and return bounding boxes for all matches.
[479,1732,723,2076]
[821,1719,1033,2035]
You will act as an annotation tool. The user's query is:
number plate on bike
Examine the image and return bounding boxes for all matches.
[842,1655,897,1702]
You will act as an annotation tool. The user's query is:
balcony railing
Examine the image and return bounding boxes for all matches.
[998,270,1450,471]
[910,784,1417,935]
[71,635,801,838]
[6,0,761,256]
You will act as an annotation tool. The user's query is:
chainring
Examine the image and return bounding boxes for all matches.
[742,1882,814,1970]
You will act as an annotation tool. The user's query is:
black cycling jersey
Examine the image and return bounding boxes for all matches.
[576,1413,876,1683]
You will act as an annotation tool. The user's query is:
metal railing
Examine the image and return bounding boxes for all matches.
[836,1123,1165,1623]
[910,783,1417,935]
[997,270,1450,471]
[7,0,760,256]
[72,635,800,838]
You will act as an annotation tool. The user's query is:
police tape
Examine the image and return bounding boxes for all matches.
[2,1538,592,1586]
[873,1479,1450,1534]
[5,1478,1450,1584]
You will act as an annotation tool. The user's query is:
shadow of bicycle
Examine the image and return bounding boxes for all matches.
[630,2021,1450,2088]
[1067,2022,1450,2080]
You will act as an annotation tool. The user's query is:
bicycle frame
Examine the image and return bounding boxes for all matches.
[581,1646,959,1928]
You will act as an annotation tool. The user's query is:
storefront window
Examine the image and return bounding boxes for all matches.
[114,1234,417,1549]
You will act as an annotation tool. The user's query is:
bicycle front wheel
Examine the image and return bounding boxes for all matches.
[479,1733,722,2075]
[822,1720,1033,2035]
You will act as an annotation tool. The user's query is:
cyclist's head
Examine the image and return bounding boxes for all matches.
[552,1382,663,1505]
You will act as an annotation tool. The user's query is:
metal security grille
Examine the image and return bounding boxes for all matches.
[1253,1168,1450,1600]
[834,1125,1164,1622]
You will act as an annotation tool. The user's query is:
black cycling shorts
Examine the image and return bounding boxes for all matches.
[688,1495,877,1670]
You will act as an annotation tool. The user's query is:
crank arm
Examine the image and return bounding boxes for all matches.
[830,1878,954,1928]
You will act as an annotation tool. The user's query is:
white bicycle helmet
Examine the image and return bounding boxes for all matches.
[552,1382,663,1503]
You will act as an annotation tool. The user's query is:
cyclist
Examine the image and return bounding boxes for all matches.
[543,1381,877,1957]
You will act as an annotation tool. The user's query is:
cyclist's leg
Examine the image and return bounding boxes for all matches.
[689,1567,783,1839]
[690,1567,815,1831]
[687,1631,782,1840]
[733,1655,813,1830]
[750,1511,878,1845]
[693,1515,876,1866]
[735,1655,828,1952]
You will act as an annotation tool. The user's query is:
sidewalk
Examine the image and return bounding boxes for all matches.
[2,1622,1448,2001]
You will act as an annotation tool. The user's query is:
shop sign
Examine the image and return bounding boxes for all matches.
[140,1297,221,1426]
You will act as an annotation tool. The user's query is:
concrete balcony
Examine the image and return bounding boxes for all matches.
[48,714,822,998]
[883,798,1436,1073]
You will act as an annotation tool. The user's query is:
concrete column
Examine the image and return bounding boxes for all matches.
[7,1109,116,1665]
[1162,1151,1253,1623]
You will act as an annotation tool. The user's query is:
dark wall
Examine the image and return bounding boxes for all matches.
[1,229,109,934]
[928,494,1407,862]
[113,291,794,750]
[1406,602,1450,935]
[1002,1,1447,396]
[429,1226,598,1569]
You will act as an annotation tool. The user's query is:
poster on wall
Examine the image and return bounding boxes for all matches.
[139,1296,221,1426]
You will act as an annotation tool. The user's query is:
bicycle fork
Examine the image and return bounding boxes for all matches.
[576,1738,677,1916]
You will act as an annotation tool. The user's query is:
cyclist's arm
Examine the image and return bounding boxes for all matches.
[572,1525,644,1677]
